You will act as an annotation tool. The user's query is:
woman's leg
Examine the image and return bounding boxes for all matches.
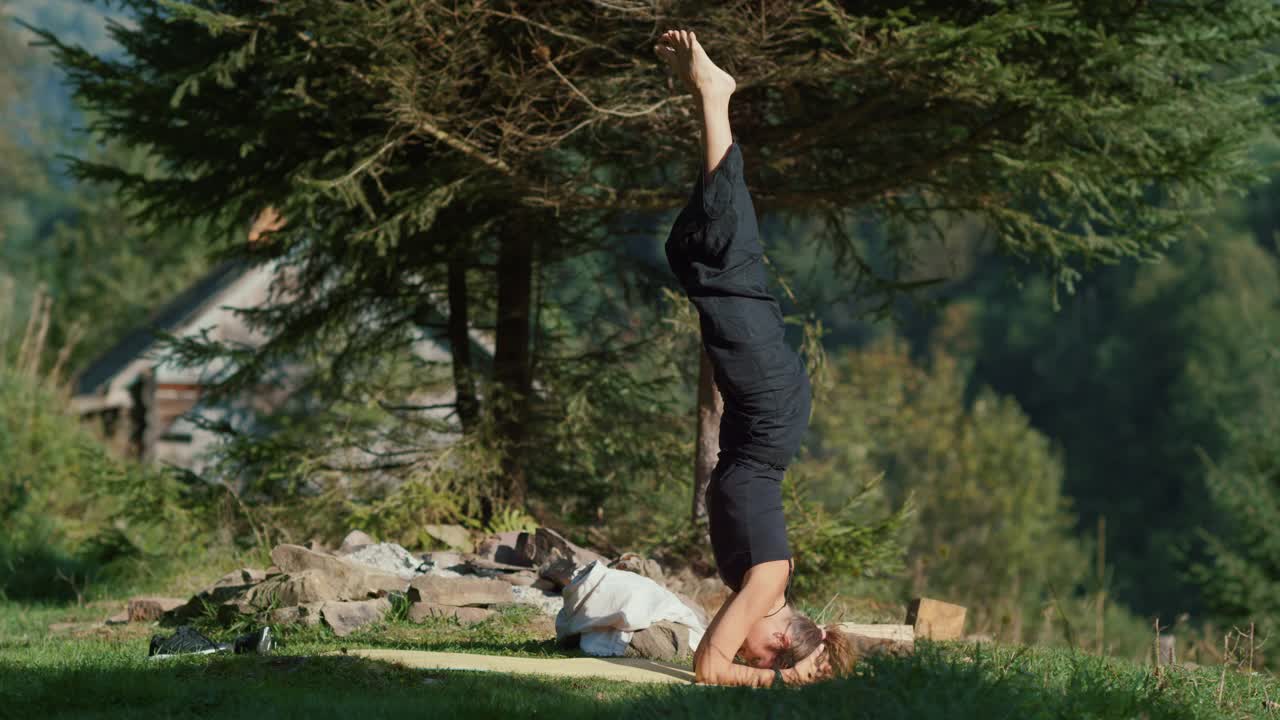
[653,29,737,181]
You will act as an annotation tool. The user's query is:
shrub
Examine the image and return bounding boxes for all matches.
[0,283,203,601]
[801,330,1093,641]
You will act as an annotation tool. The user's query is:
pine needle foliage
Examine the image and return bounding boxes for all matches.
[1186,321,1280,662]
[29,1,1280,516]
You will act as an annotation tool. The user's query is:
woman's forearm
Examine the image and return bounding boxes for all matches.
[696,657,808,687]
[697,659,775,687]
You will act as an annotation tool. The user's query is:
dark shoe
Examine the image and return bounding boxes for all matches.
[148,625,223,657]
[233,626,273,655]
[148,625,274,658]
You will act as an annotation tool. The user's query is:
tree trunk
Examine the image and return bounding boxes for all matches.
[447,256,479,433]
[692,346,724,527]
[493,213,534,508]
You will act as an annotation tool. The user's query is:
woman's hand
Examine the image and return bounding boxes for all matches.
[784,643,830,685]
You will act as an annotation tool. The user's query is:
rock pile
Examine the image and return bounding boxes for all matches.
[149,526,689,638]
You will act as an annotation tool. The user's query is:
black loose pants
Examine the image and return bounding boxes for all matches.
[664,142,812,593]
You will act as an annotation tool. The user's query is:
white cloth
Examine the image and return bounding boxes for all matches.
[555,560,707,657]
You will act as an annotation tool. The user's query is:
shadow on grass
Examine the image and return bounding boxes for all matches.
[0,526,143,603]
[0,651,657,720]
[618,642,1227,720]
[0,544,96,604]
[0,640,1245,720]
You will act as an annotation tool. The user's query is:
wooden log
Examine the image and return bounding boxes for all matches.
[836,623,916,660]
[836,623,915,643]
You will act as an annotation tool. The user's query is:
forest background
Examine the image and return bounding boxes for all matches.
[4,0,1280,669]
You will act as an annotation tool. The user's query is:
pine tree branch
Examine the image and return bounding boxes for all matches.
[406,114,513,175]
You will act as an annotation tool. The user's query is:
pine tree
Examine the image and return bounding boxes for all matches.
[1186,322,1280,651]
[957,226,1280,619]
[36,1,1280,516]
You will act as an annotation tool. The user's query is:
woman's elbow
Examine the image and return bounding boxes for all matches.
[693,656,720,685]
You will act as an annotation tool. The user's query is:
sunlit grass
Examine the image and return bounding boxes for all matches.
[3,599,1277,720]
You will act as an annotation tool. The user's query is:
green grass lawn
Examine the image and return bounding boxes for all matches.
[1,599,1277,720]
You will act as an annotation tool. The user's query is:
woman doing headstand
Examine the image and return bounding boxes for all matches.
[654,29,855,687]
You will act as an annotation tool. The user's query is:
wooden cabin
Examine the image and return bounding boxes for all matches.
[71,259,492,473]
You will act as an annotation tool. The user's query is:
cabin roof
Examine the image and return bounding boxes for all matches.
[73,260,249,396]
[73,259,494,399]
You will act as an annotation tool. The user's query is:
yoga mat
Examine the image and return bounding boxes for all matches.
[331,649,697,684]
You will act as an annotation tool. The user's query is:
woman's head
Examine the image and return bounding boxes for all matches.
[737,608,858,677]
[736,604,796,668]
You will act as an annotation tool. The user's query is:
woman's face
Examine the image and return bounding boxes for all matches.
[738,615,790,668]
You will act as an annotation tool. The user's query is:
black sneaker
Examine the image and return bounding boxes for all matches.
[148,626,223,657]
[233,626,273,655]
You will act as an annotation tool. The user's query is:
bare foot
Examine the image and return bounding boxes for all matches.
[653,29,735,105]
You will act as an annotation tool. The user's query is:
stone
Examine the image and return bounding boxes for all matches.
[269,544,408,597]
[517,527,608,569]
[245,569,343,607]
[305,538,335,553]
[905,597,967,640]
[270,544,348,574]
[538,557,579,590]
[423,524,471,551]
[475,531,527,565]
[461,554,532,573]
[339,530,376,554]
[292,602,327,626]
[509,585,565,617]
[269,606,304,625]
[342,543,427,579]
[321,598,392,637]
[408,576,513,607]
[515,532,535,564]
[610,552,665,583]
[407,603,495,626]
[161,568,266,624]
[217,568,267,586]
[421,551,466,573]
[493,570,539,587]
[623,620,693,662]
[216,601,257,625]
[243,560,407,611]
[662,568,732,618]
[126,597,186,623]
[105,611,130,625]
